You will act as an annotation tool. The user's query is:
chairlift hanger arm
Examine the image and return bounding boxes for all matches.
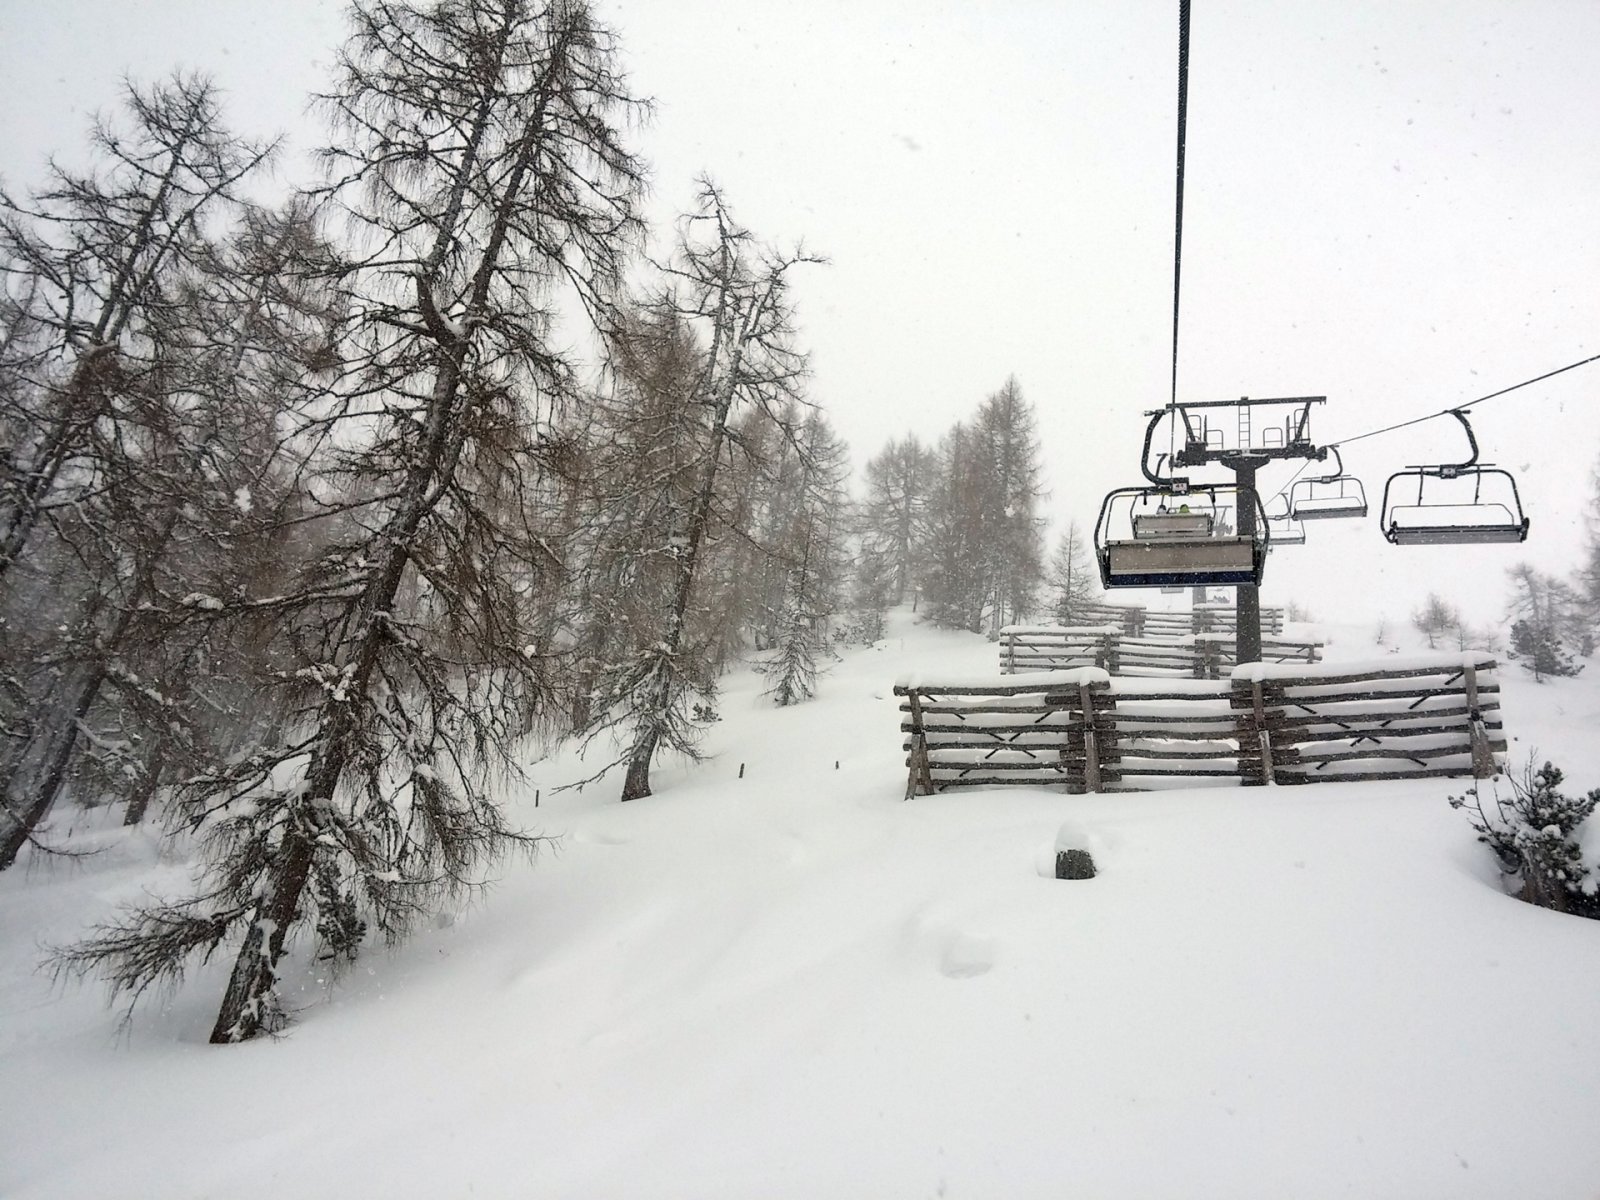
[1308,445,1346,484]
[1445,408,1479,473]
[1140,409,1189,490]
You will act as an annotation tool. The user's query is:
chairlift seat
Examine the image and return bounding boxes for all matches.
[1384,512,1529,546]
[1133,512,1214,540]
[1291,494,1368,520]
[1104,535,1259,588]
[1289,448,1369,522]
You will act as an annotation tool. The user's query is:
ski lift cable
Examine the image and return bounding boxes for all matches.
[1254,351,1598,509]
[1327,351,1600,451]
[1166,0,1192,469]
[1261,458,1316,510]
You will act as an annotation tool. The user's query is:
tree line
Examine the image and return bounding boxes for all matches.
[855,381,1094,640]
[0,0,869,1041]
[0,0,1080,1041]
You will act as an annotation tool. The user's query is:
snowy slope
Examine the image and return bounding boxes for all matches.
[5,610,1600,1199]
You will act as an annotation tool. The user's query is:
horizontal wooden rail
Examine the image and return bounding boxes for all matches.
[1072,602,1286,637]
[999,624,1321,678]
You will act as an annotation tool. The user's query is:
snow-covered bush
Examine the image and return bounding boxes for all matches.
[764,606,819,707]
[1508,619,1584,680]
[1450,758,1600,918]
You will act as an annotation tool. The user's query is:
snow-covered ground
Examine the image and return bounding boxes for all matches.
[6,609,1600,1199]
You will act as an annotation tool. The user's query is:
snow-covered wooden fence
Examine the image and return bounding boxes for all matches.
[998,624,1322,678]
[896,654,1504,797]
[1074,601,1286,638]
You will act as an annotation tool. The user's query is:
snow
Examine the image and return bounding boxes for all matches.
[4,610,1600,1198]
[896,665,1110,690]
[1233,651,1492,681]
[999,624,1122,635]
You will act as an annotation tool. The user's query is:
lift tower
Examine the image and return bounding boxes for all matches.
[1166,396,1327,664]
[1094,397,1329,666]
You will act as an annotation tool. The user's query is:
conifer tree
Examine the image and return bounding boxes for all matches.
[858,434,934,605]
[763,410,849,706]
[919,379,1045,635]
[0,75,277,869]
[1505,564,1586,681]
[1047,518,1098,625]
[580,180,819,800]
[58,0,647,1041]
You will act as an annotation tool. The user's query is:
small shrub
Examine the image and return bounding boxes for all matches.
[1508,619,1584,681]
[1451,758,1600,918]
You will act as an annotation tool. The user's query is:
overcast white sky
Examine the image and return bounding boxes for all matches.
[1,0,1595,624]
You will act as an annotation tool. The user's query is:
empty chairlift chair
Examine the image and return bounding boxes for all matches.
[1265,512,1306,548]
[1289,447,1367,521]
[1095,485,1270,589]
[1380,410,1530,546]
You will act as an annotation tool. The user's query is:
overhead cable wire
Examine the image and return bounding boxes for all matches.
[1257,351,1599,508]
[1165,0,1191,470]
[1329,351,1600,449]
[1169,0,1191,413]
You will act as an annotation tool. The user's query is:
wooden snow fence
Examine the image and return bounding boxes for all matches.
[894,670,1101,799]
[1074,601,1286,638]
[998,624,1322,679]
[896,654,1504,797]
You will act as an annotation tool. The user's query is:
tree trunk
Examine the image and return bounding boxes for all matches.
[122,743,166,826]
[209,830,315,1042]
[206,234,488,1028]
[617,312,757,798]
[620,733,656,801]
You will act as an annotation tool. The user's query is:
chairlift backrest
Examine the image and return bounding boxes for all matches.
[1289,447,1368,520]
[1133,511,1214,540]
[1267,515,1306,547]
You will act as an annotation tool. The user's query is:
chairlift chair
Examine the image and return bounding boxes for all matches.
[1266,512,1306,548]
[1095,484,1270,589]
[1261,495,1305,550]
[1289,447,1368,521]
[1380,410,1529,546]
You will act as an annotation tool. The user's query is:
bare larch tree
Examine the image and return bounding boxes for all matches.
[57,0,647,1042]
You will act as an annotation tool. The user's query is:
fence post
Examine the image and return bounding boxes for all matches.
[904,690,935,799]
[1003,631,1015,675]
[1253,679,1277,785]
[1079,681,1103,794]
[1462,664,1496,778]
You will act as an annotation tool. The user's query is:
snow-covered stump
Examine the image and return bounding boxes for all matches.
[1055,849,1096,879]
[1054,823,1097,879]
